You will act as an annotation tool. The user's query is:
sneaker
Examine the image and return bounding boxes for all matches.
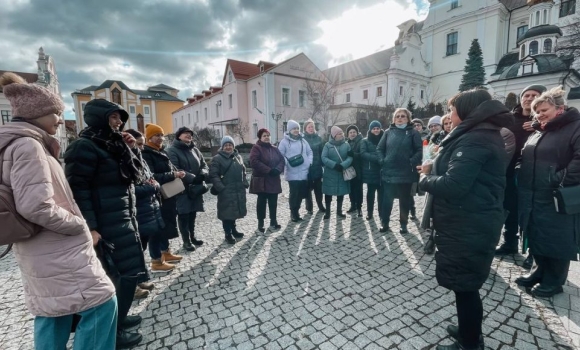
[151,259,174,273]
[162,250,183,263]
[133,286,149,300]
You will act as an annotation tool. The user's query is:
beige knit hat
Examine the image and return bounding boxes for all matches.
[330,125,343,139]
[0,72,65,120]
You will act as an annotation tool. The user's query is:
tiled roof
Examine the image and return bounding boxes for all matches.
[324,48,394,84]
[72,85,99,94]
[499,0,528,10]
[149,83,177,90]
[96,80,134,92]
[223,59,262,85]
[0,70,38,93]
[133,89,183,102]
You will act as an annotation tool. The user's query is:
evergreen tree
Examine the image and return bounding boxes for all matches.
[459,39,487,91]
[406,98,416,115]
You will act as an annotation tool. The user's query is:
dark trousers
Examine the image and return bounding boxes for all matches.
[380,183,413,225]
[178,212,197,245]
[110,275,138,328]
[455,290,483,348]
[148,231,169,260]
[325,195,344,213]
[305,178,324,211]
[502,174,519,246]
[257,193,278,225]
[349,178,364,210]
[222,219,237,236]
[366,183,383,216]
[531,255,570,286]
[288,180,308,214]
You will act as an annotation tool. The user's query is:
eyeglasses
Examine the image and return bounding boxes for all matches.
[428,125,440,129]
[394,115,407,119]
[414,124,422,127]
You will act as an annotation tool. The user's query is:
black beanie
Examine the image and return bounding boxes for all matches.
[175,126,194,139]
[520,85,547,100]
[346,125,359,134]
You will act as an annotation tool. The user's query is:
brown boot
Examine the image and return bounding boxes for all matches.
[133,286,150,300]
[138,282,154,291]
[151,259,174,273]
[162,249,182,263]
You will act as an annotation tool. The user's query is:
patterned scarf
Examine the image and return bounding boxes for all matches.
[80,126,144,184]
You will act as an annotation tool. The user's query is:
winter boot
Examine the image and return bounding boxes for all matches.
[225,234,236,244]
[424,236,435,255]
[410,206,417,220]
[151,259,174,273]
[400,222,408,234]
[337,197,346,218]
[161,249,183,263]
[324,207,331,220]
[181,232,195,252]
[356,208,363,218]
[258,219,265,233]
[133,286,149,300]
[116,329,142,349]
[232,225,244,239]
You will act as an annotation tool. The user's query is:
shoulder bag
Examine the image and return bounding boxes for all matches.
[553,168,580,214]
[333,145,356,181]
[284,139,304,167]
[160,177,185,199]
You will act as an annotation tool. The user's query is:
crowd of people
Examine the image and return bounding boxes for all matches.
[1,69,579,350]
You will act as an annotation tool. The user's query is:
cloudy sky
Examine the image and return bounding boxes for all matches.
[1,0,428,120]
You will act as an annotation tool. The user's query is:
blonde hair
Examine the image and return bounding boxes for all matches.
[392,108,412,122]
[531,85,567,112]
[441,113,451,125]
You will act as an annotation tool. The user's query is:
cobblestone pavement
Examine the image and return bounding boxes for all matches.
[0,183,579,349]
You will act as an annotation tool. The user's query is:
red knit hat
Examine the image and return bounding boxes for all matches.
[0,72,65,120]
[257,128,270,138]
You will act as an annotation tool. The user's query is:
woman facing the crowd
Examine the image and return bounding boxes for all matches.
[1,73,117,350]
[419,89,513,350]
[65,98,150,348]
[515,86,580,298]
[321,126,353,220]
[360,120,384,220]
[278,120,313,222]
[303,119,326,214]
[377,108,422,234]
[249,128,285,232]
[346,125,364,217]
[167,127,209,252]
[141,123,184,264]
[209,136,248,244]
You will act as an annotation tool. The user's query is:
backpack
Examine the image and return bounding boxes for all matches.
[0,139,42,245]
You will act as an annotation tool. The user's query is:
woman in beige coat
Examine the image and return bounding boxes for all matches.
[0,72,117,350]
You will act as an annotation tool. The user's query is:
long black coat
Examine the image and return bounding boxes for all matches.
[507,105,534,178]
[360,131,383,185]
[420,100,513,292]
[64,100,147,280]
[141,145,179,239]
[209,150,248,221]
[303,132,324,180]
[377,124,422,184]
[134,160,165,238]
[166,140,209,215]
[518,107,580,260]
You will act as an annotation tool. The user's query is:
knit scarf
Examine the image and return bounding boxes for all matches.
[80,126,144,184]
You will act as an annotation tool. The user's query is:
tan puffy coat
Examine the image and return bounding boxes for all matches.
[0,122,115,317]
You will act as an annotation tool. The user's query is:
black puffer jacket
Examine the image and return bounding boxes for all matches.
[377,124,422,184]
[64,99,147,280]
[360,130,383,185]
[347,134,364,175]
[134,159,165,238]
[209,150,248,221]
[166,140,209,215]
[507,105,534,177]
[518,107,580,260]
[303,132,324,179]
[141,145,179,240]
[419,100,513,292]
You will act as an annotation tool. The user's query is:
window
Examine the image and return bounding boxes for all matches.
[129,106,136,114]
[228,94,233,109]
[174,117,177,126]
[363,89,368,99]
[535,11,540,26]
[282,88,290,106]
[188,114,191,125]
[399,86,404,96]
[196,111,199,122]
[520,43,526,58]
[376,86,383,97]
[204,108,207,120]
[252,90,257,108]
[216,104,219,118]
[313,93,320,106]
[181,115,184,126]
[253,123,258,136]
[543,9,548,24]
[560,0,576,17]
[81,102,87,115]
[529,40,538,55]
[544,38,553,53]
[450,0,459,9]
[228,70,233,82]
[446,32,458,56]
[144,106,150,114]
[522,61,534,75]
[1,110,10,125]
[420,90,424,99]
[346,93,351,103]
[517,25,528,40]
[299,90,306,107]
[112,88,121,105]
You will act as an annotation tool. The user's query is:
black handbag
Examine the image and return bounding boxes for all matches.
[188,182,208,199]
[285,139,304,167]
[553,169,580,214]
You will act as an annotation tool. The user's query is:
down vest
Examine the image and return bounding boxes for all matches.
[1,123,115,317]
[209,150,248,221]
[420,100,513,292]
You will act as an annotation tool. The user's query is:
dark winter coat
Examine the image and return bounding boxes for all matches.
[518,107,580,260]
[64,100,147,280]
[360,130,384,185]
[141,145,179,239]
[134,158,165,238]
[303,132,324,180]
[249,140,285,194]
[166,140,209,215]
[347,134,364,175]
[377,124,422,184]
[429,130,447,146]
[419,100,514,292]
[209,150,248,221]
[321,138,352,196]
[507,105,535,177]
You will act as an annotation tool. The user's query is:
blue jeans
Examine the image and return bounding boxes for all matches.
[34,296,117,350]
[148,231,170,260]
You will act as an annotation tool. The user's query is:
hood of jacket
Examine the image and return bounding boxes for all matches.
[83,99,129,131]
[218,149,239,159]
[0,122,60,158]
[284,132,303,142]
[172,139,194,150]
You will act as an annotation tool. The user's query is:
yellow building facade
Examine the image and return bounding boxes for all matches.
[71,80,183,134]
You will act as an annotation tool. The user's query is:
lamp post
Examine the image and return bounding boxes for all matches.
[271,112,282,143]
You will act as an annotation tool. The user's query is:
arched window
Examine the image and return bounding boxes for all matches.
[111,88,121,105]
[535,11,540,26]
[529,40,539,55]
[544,38,552,53]
[520,44,526,58]
[543,9,548,24]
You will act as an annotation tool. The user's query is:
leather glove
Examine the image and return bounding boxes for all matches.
[269,168,281,177]
[334,163,343,171]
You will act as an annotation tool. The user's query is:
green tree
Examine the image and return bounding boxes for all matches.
[406,98,416,115]
[459,39,487,91]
